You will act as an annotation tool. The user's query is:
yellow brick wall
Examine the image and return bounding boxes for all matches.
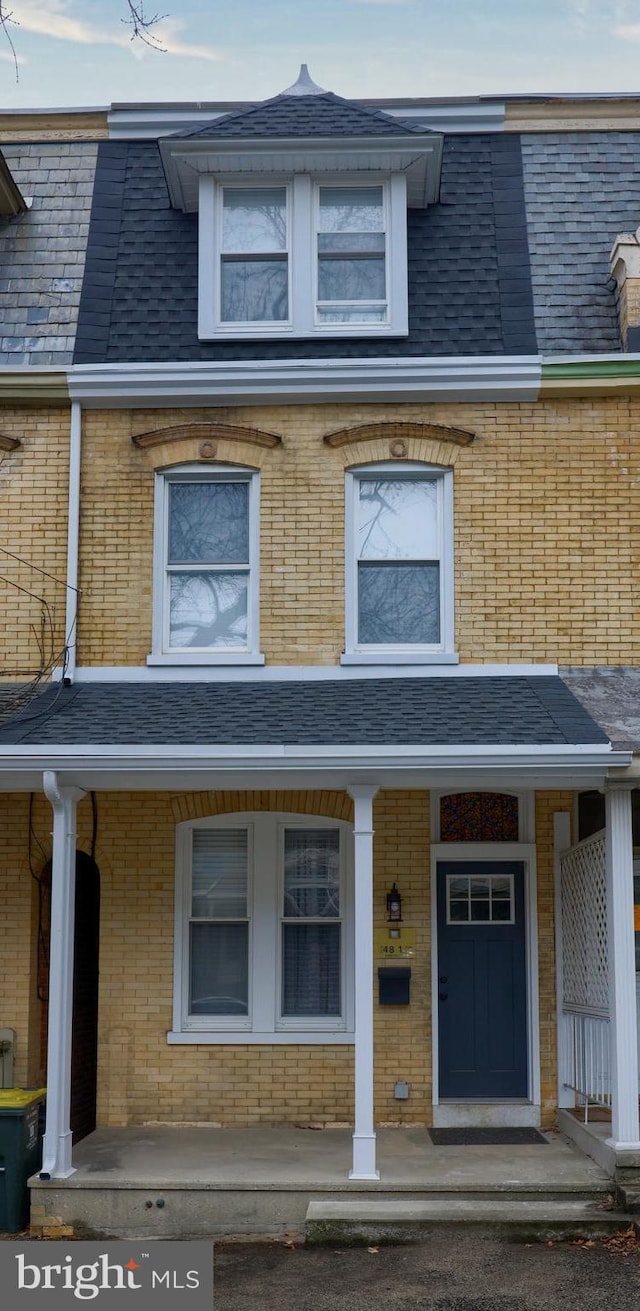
[75,397,640,668]
[1,786,548,1129]
[0,405,69,680]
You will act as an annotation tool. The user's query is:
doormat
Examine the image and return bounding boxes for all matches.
[428,1127,548,1146]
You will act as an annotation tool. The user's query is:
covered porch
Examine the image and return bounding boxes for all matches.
[29,1123,618,1240]
[0,669,638,1233]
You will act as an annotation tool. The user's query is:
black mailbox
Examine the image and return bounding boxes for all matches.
[378,966,411,1005]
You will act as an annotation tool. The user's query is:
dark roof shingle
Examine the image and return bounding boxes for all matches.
[0,677,609,748]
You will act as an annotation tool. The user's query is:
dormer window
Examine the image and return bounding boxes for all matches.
[200,174,406,340]
[161,67,442,344]
[220,187,289,324]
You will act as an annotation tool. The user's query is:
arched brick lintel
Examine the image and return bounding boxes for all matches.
[170,790,354,825]
[323,422,475,469]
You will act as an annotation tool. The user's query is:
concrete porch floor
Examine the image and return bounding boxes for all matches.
[30,1127,618,1239]
[33,1124,611,1192]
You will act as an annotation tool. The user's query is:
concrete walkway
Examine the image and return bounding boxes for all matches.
[57,1125,610,1192]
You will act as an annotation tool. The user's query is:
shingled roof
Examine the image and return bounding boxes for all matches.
[176,92,425,142]
[0,677,609,748]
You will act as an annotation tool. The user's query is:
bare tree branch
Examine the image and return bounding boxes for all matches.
[122,0,168,52]
[0,1,168,81]
[0,4,19,82]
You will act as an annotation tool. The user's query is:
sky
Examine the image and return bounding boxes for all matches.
[2,0,640,108]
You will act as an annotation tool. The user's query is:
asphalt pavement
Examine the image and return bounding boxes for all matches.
[214,1226,640,1311]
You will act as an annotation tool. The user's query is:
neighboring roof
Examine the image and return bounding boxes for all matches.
[0,677,609,748]
[176,92,425,142]
[74,133,536,364]
[521,133,640,353]
[560,667,640,751]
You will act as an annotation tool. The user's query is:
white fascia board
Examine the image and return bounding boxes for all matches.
[108,102,505,139]
[67,357,542,408]
[543,353,640,365]
[53,661,560,683]
[0,745,629,772]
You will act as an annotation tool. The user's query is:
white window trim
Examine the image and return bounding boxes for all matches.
[198,172,408,341]
[170,811,355,1044]
[150,463,264,667]
[343,462,455,663]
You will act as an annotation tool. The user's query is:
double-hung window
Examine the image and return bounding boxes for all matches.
[316,186,387,325]
[151,467,261,664]
[171,814,353,1043]
[344,463,455,662]
[220,186,289,325]
[199,174,407,339]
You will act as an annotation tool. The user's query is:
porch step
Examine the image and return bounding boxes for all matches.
[305,1197,634,1245]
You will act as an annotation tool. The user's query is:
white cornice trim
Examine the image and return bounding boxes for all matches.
[108,101,506,140]
[53,662,560,683]
[67,357,542,407]
[0,744,628,773]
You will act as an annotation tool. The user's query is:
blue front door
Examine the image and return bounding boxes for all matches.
[437,861,528,1099]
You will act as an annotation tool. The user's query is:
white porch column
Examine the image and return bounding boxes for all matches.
[40,771,85,1180]
[553,811,575,1110]
[348,783,380,1182]
[605,784,640,1149]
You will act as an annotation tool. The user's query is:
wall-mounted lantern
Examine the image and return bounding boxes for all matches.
[386,882,402,923]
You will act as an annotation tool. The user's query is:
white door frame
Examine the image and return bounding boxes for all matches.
[430,840,541,1126]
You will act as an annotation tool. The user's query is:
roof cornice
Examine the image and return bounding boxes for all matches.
[0,368,69,403]
[67,357,542,408]
[542,354,640,396]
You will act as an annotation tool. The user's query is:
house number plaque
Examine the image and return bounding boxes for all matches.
[375,927,416,959]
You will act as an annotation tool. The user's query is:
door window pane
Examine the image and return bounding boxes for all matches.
[223,188,287,253]
[190,923,248,1015]
[446,873,515,924]
[168,482,249,564]
[358,479,438,561]
[358,562,440,645]
[169,572,248,649]
[282,923,341,1016]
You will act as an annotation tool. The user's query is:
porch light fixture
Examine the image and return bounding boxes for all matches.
[386,883,402,923]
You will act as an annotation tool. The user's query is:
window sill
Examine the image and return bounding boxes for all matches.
[147,652,266,668]
[167,1030,354,1046]
[197,324,409,343]
[340,652,460,667]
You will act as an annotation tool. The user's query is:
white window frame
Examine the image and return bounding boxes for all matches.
[149,463,264,668]
[198,172,408,341]
[343,462,455,665]
[170,812,355,1044]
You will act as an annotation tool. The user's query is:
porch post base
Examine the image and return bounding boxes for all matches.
[40,1131,75,1181]
[605,1138,640,1154]
[349,1134,380,1181]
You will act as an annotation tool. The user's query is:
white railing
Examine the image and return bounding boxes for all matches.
[561,1009,611,1119]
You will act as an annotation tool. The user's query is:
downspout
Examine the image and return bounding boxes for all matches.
[64,401,82,682]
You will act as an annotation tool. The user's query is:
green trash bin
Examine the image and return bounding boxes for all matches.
[0,1089,46,1233]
